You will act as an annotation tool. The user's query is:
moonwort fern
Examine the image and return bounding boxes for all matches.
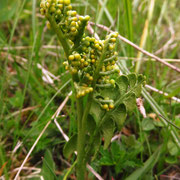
[40,0,146,179]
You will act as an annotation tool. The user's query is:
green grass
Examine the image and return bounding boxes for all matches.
[0,0,180,179]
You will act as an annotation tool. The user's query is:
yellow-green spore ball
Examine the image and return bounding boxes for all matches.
[85,36,91,42]
[85,89,90,94]
[72,17,78,22]
[106,65,112,71]
[89,87,93,92]
[84,15,90,21]
[70,21,76,26]
[40,2,46,8]
[82,46,87,52]
[56,9,61,15]
[46,2,50,8]
[57,4,63,9]
[91,59,96,63]
[84,62,88,67]
[40,8,45,15]
[109,104,114,109]
[70,27,76,32]
[109,44,115,51]
[84,41,90,47]
[89,76,93,81]
[68,55,74,61]
[91,49,95,54]
[71,31,78,36]
[78,16,84,21]
[102,104,108,110]
[71,68,78,74]
[65,65,69,70]
[80,58,85,63]
[102,66,106,72]
[94,43,99,49]
[110,79,115,85]
[71,11,77,16]
[64,0,70,5]
[91,54,95,59]
[98,46,102,51]
[67,5,72,10]
[111,38,116,43]
[112,32,118,38]
[111,60,116,65]
[80,91,85,97]
[50,6,56,13]
[46,21,51,29]
[67,10,77,16]
[74,53,81,60]
[59,0,64,3]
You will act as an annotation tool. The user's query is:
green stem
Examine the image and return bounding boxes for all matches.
[76,97,84,179]
[63,160,77,180]
[46,14,70,57]
[77,93,93,180]
[76,39,109,180]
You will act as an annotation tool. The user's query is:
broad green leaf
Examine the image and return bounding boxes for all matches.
[142,118,155,131]
[8,90,24,108]
[41,149,56,180]
[90,100,104,125]
[99,147,114,166]
[116,75,129,95]
[99,85,120,100]
[86,114,96,135]
[128,73,137,87]
[132,74,145,97]
[153,119,164,127]
[63,134,77,158]
[167,140,179,156]
[92,132,101,160]
[125,146,162,180]
[111,141,123,160]
[165,156,178,164]
[111,104,127,130]
[121,135,137,147]
[102,116,115,149]
[123,92,136,112]
[137,74,145,84]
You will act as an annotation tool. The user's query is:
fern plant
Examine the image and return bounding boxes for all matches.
[40,0,145,179]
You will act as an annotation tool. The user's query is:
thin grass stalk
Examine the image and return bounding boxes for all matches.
[97,0,108,24]
[135,0,155,73]
[123,0,134,62]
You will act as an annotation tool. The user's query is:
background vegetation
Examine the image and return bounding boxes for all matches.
[0,0,180,179]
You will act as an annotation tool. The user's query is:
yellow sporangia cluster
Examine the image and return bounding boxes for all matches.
[40,0,120,110]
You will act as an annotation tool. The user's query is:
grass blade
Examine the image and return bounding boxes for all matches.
[123,0,134,61]
[135,0,155,73]
[125,145,162,180]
